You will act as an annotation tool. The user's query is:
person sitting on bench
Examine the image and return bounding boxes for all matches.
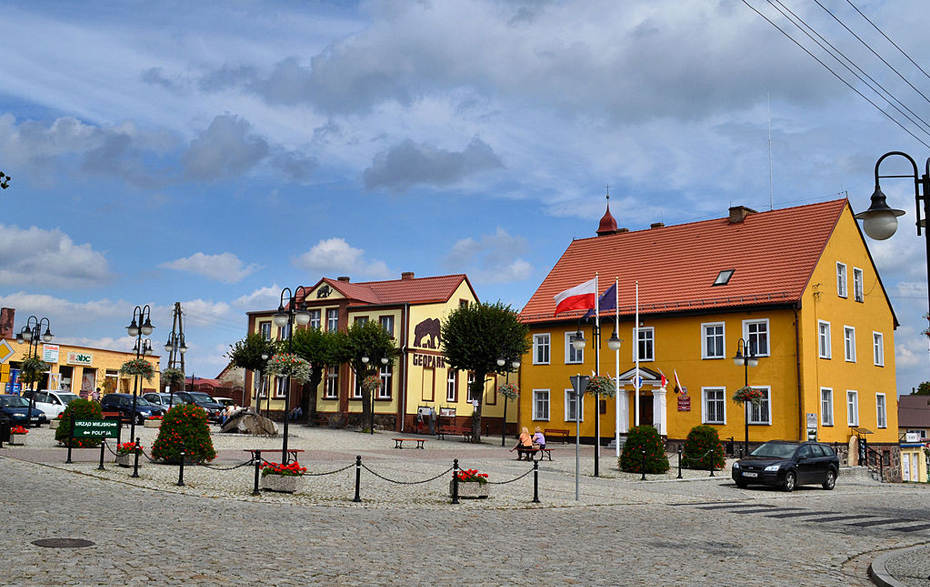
[532,426,546,450]
[510,427,534,460]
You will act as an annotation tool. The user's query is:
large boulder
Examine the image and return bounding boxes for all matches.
[220,408,278,435]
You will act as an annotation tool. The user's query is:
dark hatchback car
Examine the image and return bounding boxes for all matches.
[174,391,224,422]
[0,394,47,425]
[732,440,840,492]
[100,393,166,424]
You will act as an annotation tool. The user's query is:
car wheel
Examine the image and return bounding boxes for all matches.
[136,414,145,425]
[782,470,797,492]
[822,469,836,490]
[735,479,749,489]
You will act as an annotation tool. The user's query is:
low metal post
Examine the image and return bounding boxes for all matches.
[640,448,646,481]
[132,437,141,478]
[66,418,75,464]
[177,450,186,486]
[252,449,261,496]
[532,460,540,504]
[98,440,106,470]
[353,455,362,502]
[677,445,683,479]
[451,459,460,504]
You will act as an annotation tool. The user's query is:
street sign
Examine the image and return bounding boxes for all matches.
[0,339,14,364]
[73,419,119,439]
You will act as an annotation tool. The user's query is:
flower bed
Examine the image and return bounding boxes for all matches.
[260,461,307,493]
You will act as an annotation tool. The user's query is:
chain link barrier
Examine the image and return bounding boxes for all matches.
[361,463,454,485]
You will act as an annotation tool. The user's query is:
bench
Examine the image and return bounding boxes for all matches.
[438,426,473,442]
[243,448,305,464]
[102,411,131,424]
[392,438,429,449]
[545,428,571,444]
[515,447,553,461]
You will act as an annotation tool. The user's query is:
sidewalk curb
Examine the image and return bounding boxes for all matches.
[869,545,929,587]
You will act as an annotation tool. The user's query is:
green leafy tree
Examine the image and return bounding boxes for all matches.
[441,301,531,443]
[290,326,344,420]
[335,321,397,431]
[227,333,279,409]
[681,425,725,470]
[619,425,669,474]
[914,382,930,395]
[56,399,102,448]
[151,404,216,463]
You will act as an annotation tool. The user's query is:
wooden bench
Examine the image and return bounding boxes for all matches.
[243,448,305,464]
[102,411,131,425]
[545,428,571,444]
[392,438,429,449]
[515,447,553,461]
[438,426,472,442]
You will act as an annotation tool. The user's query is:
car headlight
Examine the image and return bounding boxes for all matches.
[13,413,25,419]
[141,410,151,417]
[732,462,740,469]
[764,464,781,472]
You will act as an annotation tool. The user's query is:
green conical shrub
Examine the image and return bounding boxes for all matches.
[55,398,103,448]
[619,425,669,473]
[151,404,215,463]
[681,425,726,470]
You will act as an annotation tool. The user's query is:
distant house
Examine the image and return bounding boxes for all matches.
[898,395,930,483]
[517,199,899,462]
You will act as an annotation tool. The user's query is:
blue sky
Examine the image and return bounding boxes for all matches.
[1,0,927,394]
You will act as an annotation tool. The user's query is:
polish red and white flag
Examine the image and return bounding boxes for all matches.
[553,277,597,316]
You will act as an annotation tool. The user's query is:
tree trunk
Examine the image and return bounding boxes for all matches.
[470,372,485,443]
[305,370,323,421]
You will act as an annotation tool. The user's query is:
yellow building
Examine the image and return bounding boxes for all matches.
[517,199,899,462]
[245,272,510,433]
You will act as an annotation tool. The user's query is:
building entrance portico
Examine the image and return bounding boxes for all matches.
[616,366,667,435]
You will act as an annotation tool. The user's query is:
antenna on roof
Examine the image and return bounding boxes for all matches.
[768,93,774,211]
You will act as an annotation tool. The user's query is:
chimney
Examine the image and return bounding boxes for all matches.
[650,222,665,229]
[0,308,14,339]
[401,272,415,280]
[728,206,758,224]
[337,276,351,282]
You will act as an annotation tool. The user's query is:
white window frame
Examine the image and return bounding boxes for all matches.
[853,267,864,302]
[326,309,339,332]
[743,319,770,357]
[702,387,726,425]
[873,332,884,366]
[259,322,272,341]
[380,315,394,337]
[324,367,339,399]
[377,363,393,400]
[747,385,772,425]
[309,310,321,330]
[844,326,856,362]
[564,389,584,422]
[818,321,832,359]
[532,389,550,421]
[701,322,725,359]
[820,388,833,426]
[836,261,847,298]
[278,323,291,341]
[564,331,584,364]
[446,370,457,402]
[846,390,859,426]
[273,375,287,398]
[636,327,655,362]
[876,393,887,429]
[350,371,362,399]
[533,333,550,365]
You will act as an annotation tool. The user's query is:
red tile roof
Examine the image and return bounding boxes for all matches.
[322,274,474,307]
[520,199,849,324]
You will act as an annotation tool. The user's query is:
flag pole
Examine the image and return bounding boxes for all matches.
[593,273,600,477]
[634,280,640,427]
[614,277,621,457]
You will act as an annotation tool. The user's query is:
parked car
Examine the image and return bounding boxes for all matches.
[142,392,189,411]
[100,393,165,424]
[174,391,224,421]
[0,394,47,425]
[213,397,235,408]
[22,390,80,419]
[732,441,840,492]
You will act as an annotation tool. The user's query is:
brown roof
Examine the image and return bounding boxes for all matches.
[898,395,930,428]
[321,274,475,307]
[520,199,849,323]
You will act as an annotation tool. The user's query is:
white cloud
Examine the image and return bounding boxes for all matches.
[0,224,113,288]
[160,252,261,284]
[293,238,392,279]
[442,227,533,284]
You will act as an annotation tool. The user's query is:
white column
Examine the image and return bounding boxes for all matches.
[617,388,630,434]
[652,386,667,436]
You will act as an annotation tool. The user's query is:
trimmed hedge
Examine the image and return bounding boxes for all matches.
[619,425,669,473]
[681,425,726,470]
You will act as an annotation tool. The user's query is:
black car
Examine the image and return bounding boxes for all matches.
[732,440,840,492]
[0,394,47,426]
[174,391,224,422]
[100,393,165,424]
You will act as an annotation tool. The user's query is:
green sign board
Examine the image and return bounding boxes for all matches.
[73,419,120,439]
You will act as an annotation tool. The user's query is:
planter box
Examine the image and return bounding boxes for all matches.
[115,453,136,467]
[260,474,304,493]
[143,420,162,429]
[9,433,26,446]
[449,480,489,499]
[49,419,61,430]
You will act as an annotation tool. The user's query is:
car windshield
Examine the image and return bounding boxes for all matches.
[59,394,79,404]
[750,442,799,459]
[1,396,30,408]
[190,392,213,402]
[136,397,154,407]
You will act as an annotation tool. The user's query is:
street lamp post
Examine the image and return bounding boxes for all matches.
[361,353,389,435]
[259,351,270,417]
[126,305,155,443]
[15,316,54,427]
[854,151,930,329]
[273,286,311,463]
[163,302,188,409]
[570,318,620,477]
[496,355,521,447]
[733,338,758,457]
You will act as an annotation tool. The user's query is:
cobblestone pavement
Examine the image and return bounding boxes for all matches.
[2,425,928,586]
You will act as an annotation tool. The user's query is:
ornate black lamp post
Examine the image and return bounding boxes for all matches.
[569,322,620,477]
[854,151,930,326]
[272,286,311,463]
[361,353,389,435]
[126,305,154,443]
[15,316,53,427]
[733,338,758,457]
[496,355,521,447]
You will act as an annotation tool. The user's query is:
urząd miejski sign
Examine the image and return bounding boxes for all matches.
[73,420,119,438]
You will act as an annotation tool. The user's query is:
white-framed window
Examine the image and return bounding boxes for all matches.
[259,322,272,341]
[467,372,476,402]
[836,262,847,298]
[702,322,725,359]
[278,323,291,341]
[354,316,369,326]
[446,370,457,402]
[324,367,339,399]
[876,393,887,429]
[565,389,584,422]
[351,371,362,399]
[533,334,550,365]
[844,326,856,362]
[846,390,859,426]
[636,327,655,362]
[564,332,584,364]
[744,319,770,356]
[702,387,726,424]
[255,372,267,398]
[326,309,339,332]
[377,364,393,399]
[380,315,394,337]
[853,267,864,302]
[309,310,321,330]
[747,386,771,425]
[818,321,832,359]
[273,375,287,398]
[820,388,833,426]
[873,332,884,366]
[533,389,550,421]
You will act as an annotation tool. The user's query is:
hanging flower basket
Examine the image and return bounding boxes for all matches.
[584,375,617,398]
[161,367,185,388]
[19,356,50,384]
[120,359,155,381]
[361,375,382,393]
[732,386,765,407]
[498,383,519,401]
[265,353,312,383]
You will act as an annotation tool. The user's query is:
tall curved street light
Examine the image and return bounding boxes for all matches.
[361,353,390,435]
[15,316,53,427]
[570,321,621,477]
[734,338,758,457]
[496,355,521,447]
[273,286,311,463]
[126,305,154,443]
